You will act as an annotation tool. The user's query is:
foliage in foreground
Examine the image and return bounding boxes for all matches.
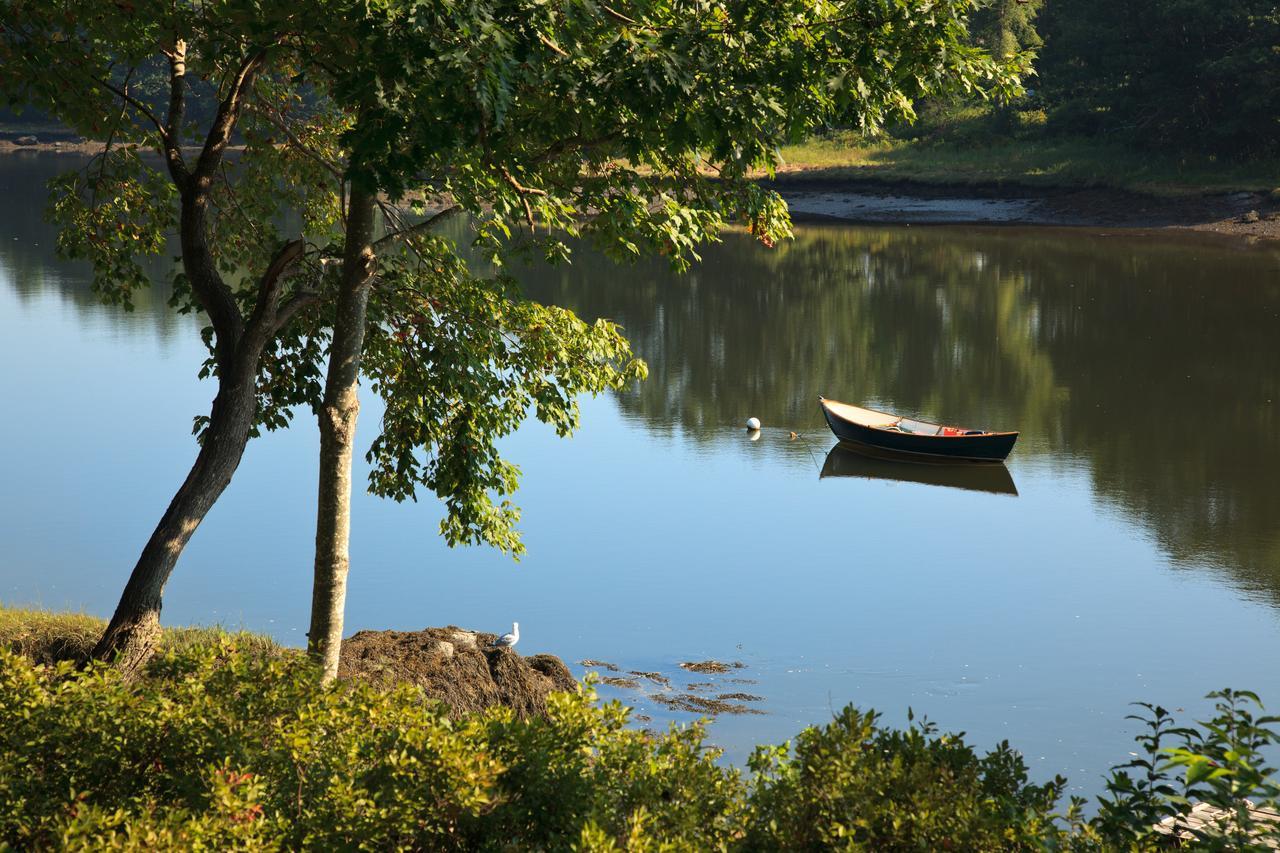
[3,644,1280,851]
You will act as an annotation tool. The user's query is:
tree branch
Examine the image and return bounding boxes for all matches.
[271,288,321,334]
[163,37,189,186]
[245,238,307,340]
[90,73,166,139]
[193,48,269,185]
[372,205,462,252]
[247,96,347,183]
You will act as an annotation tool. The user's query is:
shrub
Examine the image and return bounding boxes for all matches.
[0,644,738,850]
[6,641,1280,850]
[743,707,1065,850]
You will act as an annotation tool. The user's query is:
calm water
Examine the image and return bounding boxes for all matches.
[3,154,1280,794]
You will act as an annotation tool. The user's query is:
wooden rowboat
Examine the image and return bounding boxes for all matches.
[819,397,1018,463]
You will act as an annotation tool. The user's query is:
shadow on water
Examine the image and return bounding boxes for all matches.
[820,443,1019,496]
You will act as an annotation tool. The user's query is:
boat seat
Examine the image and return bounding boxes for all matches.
[897,418,942,436]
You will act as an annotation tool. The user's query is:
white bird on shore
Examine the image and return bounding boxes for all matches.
[492,622,519,649]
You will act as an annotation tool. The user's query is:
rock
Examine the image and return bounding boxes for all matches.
[449,629,477,649]
[1241,209,1260,223]
[338,625,576,718]
[14,135,38,146]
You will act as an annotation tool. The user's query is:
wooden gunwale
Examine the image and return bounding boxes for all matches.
[819,397,1016,440]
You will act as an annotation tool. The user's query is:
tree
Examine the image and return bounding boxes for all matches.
[1,0,1019,676]
[969,0,1042,61]
[1037,0,1280,154]
[0,1,339,671]
[300,0,1024,679]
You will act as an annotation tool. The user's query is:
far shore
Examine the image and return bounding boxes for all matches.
[6,135,1278,241]
[769,174,1280,242]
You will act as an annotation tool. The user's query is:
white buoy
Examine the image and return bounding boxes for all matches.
[746,417,761,430]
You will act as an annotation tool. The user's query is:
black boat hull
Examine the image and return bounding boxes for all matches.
[821,404,1017,463]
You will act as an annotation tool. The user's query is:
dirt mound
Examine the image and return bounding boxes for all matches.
[338,626,575,718]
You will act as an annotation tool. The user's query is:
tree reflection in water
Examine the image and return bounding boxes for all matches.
[516,224,1280,597]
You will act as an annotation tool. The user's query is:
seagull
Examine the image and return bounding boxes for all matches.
[492,622,519,649]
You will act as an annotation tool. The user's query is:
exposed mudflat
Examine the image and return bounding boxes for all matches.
[771,176,1280,241]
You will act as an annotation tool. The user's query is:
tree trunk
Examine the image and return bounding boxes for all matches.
[92,188,303,673]
[308,187,378,681]
[92,352,261,673]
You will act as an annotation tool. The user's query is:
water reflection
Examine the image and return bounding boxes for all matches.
[820,444,1019,496]
[518,226,1280,598]
[0,153,185,340]
[4,153,1279,605]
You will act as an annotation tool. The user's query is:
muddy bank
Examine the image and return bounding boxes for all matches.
[0,137,102,155]
[769,176,1280,241]
[338,626,574,718]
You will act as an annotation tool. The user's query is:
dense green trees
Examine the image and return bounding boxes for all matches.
[1037,0,1280,155]
[969,0,1042,61]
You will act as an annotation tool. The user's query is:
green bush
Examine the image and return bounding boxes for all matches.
[0,642,739,850]
[5,642,1280,850]
[743,707,1063,850]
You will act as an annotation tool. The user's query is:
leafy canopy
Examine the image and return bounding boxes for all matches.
[0,0,1021,553]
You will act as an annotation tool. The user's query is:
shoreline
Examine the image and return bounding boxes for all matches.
[768,174,1280,242]
[7,138,1278,240]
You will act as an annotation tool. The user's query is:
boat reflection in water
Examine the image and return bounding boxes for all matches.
[820,444,1019,496]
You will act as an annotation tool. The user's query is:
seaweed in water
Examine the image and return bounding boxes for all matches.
[628,670,671,687]
[654,693,765,716]
[579,659,620,672]
[678,660,746,674]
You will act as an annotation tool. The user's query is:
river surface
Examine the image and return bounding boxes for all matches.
[3,153,1280,795]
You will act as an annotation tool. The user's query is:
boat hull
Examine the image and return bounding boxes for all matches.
[820,401,1017,463]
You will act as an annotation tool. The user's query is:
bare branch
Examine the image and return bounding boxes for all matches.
[372,205,462,252]
[272,289,322,333]
[537,32,570,58]
[500,166,548,197]
[248,96,347,183]
[90,73,166,139]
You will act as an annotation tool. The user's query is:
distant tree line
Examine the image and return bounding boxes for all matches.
[971,0,1280,156]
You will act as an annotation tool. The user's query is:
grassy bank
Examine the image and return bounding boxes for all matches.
[5,609,1280,849]
[777,130,1280,196]
[0,604,279,665]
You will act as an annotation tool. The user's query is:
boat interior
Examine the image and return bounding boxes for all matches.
[822,399,988,437]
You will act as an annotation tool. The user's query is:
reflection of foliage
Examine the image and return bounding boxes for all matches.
[0,155,184,339]
[518,224,1280,595]
[518,225,1068,439]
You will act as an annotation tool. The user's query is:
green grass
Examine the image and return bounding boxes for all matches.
[776,130,1280,196]
[0,604,281,665]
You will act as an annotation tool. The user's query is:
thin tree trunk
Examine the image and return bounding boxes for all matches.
[90,50,292,674]
[92,190,303,672]
[92,353,260,672]
[308,186,378,681]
